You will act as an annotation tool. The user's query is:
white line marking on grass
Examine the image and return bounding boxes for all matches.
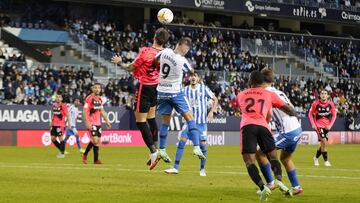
[0,165,111,171]
[3,163,359,173]
[0,163,360,180]
[222,165,360,173]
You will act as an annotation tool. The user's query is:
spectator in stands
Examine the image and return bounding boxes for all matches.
[42,48,52,57]
[344,0,352,6]
[0,13,10,26]
[14,83,25,104]
[24,82,35,102]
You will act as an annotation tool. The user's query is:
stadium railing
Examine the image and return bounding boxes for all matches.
[1,61,94,73]
[193,69,360,85]
[68,30,121,78]
[225,38,328,77]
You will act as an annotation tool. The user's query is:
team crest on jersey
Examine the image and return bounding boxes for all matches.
[53,106,61,113]
[92,99,102,106]
[53,105,63,118]
[90,99,102,115]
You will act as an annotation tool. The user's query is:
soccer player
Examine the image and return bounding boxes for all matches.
[111,28,169,169]
[256,69,303,195]
[236,70,297,201]
[156,37,206,164]
[63,98,84,153]
[309,89,337,167]
[164,71,218,176]
[50,92,72,158]
[82,83,111,164]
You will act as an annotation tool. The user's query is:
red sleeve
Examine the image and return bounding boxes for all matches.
[271,92,286,108]
[236,92,242,108]
[308,101,317,127]
[329,101,337,127]
[62,104,68,116]
[84,96,91,111]
[132,48,145,68]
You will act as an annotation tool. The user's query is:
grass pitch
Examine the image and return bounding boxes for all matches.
[0,145,359,203]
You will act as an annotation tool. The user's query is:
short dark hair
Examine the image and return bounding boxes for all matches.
[72,97,80,103]
[56,91,63,96]
[189,71,199,77]
[177,37,192,47]
[154,28,170,46]
[92,82,101,87]
[261,68,274,83]
[320,89,329,95]
[249,70,264,87]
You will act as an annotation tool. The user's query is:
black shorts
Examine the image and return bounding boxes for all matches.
[134,83,157,113]
[89,125,102,137]
[316,128,329,141]
[241,124,275,154]
[51,126,64,137]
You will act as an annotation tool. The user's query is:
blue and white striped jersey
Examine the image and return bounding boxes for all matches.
[67,104,79,128]
[266,87,301,133]
[184,83,215,124]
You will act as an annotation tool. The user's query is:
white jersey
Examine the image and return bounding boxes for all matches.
[266,87,301,133]
[184,83,215,124]
[67,104,79,128]
[156,48,192,94]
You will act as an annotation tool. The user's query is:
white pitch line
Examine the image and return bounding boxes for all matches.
[3,163,359,173]
[222,165,360,173]
[1,162,360,173]
[0,164,360,180]
[0,164,111,171]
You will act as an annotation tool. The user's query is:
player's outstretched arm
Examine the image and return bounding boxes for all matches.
[279,104,298,118]
[111,55,136,72]
[100,109,111,129]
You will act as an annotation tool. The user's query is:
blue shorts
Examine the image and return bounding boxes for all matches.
[181,123,208,141]
[157,92,190,115]
[274,127,302,153]
[66,127,78,136]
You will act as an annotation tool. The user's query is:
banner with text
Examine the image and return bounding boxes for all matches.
[1,105,359,131]
[105,0,360,24]
[0,105,131,130]
[165,131,360,146]
[0,130,359,146]
[17,130,145,146]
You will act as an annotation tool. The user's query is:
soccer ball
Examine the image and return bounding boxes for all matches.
[157,8,174,24]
